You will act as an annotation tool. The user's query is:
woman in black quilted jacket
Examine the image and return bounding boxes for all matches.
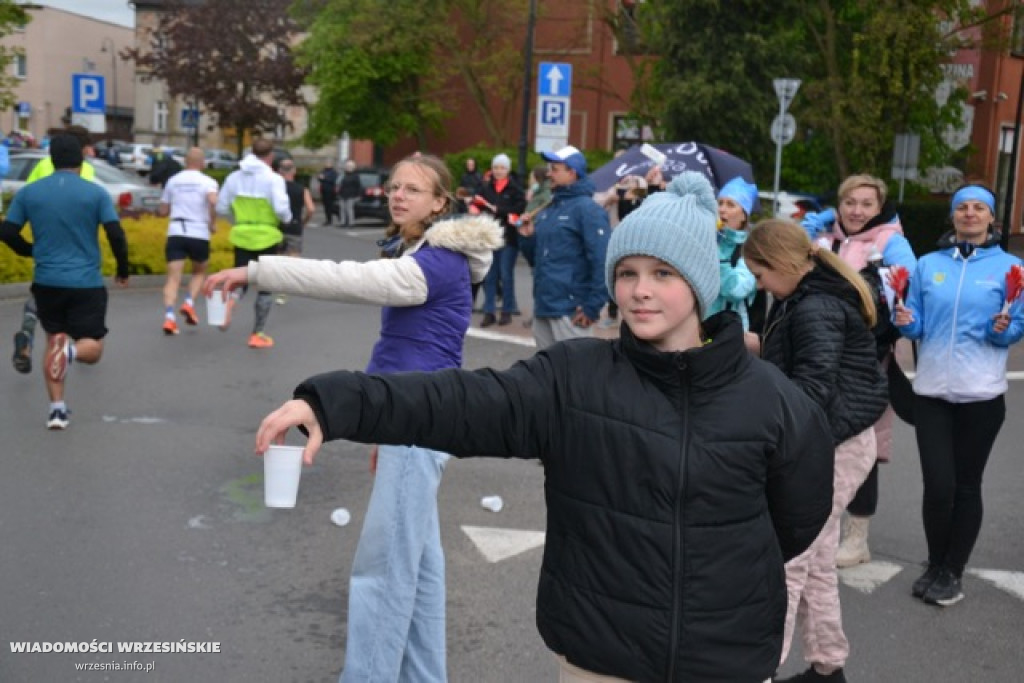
[743,219,887,683]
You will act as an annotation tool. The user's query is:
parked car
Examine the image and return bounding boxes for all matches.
[116,143,184,175]
[204,148,238,170]
[352,167,391,223]
[3,151,163,212]
[757,191,822,221]
[117,143,153,174]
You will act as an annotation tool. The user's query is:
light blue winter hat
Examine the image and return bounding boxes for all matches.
[717,176,758,217]
[605,171,721,317]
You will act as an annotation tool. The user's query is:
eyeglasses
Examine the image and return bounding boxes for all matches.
[386,183,430,198]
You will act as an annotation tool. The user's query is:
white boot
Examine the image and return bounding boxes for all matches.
[836,515,871,568]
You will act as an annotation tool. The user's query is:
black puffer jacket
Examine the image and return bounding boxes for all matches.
[760,265,888,445]
[295,313,834,682]
[477,175,526,246]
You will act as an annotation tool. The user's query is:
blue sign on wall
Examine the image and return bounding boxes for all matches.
[72,74,106,114]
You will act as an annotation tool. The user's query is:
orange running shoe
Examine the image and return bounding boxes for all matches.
[163,319,179,335]
[179,302,199,326]
[247,332,274,349]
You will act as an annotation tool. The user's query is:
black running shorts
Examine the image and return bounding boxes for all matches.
[165,235,211,263]
[30,284,108,340]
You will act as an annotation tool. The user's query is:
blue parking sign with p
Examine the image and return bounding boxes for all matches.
[541,100,566,126]
[72,74,105,114]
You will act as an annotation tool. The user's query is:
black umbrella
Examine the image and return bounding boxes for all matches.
[589,142,759,210]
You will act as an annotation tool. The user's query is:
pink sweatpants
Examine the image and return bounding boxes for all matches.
[780,427,877,671]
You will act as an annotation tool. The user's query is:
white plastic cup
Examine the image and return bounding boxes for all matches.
[330,508,351,527]
[264,445,304,508]
[480,495,504,512]
[206,292,228,327]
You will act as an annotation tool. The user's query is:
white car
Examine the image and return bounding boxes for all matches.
[3,151,163,212]
[116,143,153,174]
[757,191,822,221]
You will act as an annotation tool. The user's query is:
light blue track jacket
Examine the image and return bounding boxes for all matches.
[898,241,1024,402]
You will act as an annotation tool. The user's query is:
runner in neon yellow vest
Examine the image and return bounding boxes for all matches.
[213,139,291,348]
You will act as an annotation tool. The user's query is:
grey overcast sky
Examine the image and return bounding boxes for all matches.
[34,0,134,28]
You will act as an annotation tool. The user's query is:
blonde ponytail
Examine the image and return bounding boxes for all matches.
[744,218,877,327]
[811,248,877,327]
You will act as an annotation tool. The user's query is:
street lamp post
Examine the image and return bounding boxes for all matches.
[517,0,538,178]
[100,37,117,135]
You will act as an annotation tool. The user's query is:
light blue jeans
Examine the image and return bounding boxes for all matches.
[340,444,451,683]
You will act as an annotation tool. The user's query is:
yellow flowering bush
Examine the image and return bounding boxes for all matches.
[0,214,236,284]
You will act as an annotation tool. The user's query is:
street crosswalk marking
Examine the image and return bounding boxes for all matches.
[461,525,546,563]
[839,561,1024,600]
[838,561,903,593]
[465,328,537,347]
[458,536,1024,603]
[967,568,1024,600]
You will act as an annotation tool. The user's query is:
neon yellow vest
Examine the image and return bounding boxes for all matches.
[229,196,283,251]
[26,157,96,183]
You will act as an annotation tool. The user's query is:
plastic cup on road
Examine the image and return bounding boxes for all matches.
[206,292,228,327]
[264,445,304,508]
[480,495,504,512]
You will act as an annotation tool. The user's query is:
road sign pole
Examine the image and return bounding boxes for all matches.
[771,78,801,217]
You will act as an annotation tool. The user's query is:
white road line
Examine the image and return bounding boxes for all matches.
[465,328,537,347]
[461,525,546,563]
[968,568,1024,600]
[838,561,904,593]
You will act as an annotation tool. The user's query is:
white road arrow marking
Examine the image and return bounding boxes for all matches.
[838,561,904,593]
[967,569,1024,600]
[462,525,546,563]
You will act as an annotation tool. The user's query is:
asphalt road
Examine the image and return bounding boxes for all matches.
[1,222,1022,682]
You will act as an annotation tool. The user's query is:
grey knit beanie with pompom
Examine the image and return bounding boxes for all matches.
[605,171,721,317]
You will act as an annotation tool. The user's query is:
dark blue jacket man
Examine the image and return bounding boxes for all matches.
[520,145,610,349]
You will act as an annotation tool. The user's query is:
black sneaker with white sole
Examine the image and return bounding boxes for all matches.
[13,331,32,374]
[911,564,942,599]
[46,408,69,430]
[922,567,964,606]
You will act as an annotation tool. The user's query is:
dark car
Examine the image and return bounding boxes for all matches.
[353,167,391,223]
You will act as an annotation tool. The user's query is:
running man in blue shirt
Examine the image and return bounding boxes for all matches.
[0,135,130,429]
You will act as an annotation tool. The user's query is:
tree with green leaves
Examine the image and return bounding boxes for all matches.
[292,0,531,151]
[124,0,307,155]
[0,1,29,113]
[628,1,1000,196]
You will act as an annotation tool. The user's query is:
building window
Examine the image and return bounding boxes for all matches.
[154,100,168,132]
[14,54,26,79]
[1013,5,1024,57]
[612,114,654,150]
[615,0,649,56]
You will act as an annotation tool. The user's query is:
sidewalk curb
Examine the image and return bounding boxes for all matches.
[0,276,168,302]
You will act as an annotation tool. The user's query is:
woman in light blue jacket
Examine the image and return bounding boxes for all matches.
[894,185,1024,608]
[708,177,761,330]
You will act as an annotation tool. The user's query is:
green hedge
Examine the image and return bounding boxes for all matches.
[0,215,237,284]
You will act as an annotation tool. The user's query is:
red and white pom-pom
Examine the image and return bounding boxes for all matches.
[1002,263,1024,315]
[886,265,911,306]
